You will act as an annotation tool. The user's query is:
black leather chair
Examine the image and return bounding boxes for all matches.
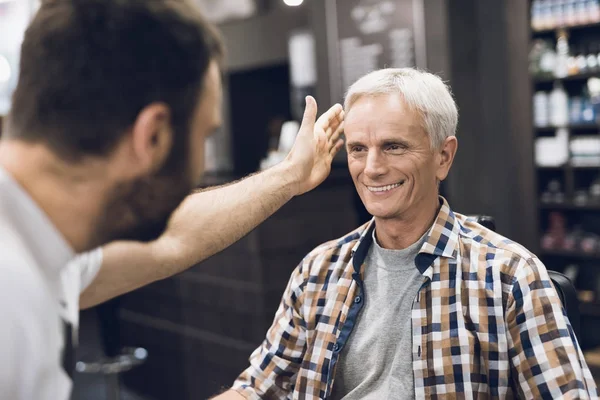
[474,216,581,338]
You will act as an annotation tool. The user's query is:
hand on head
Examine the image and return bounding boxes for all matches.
[285,96,345,195]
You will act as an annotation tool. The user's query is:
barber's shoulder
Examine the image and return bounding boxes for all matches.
[0,248,51,313]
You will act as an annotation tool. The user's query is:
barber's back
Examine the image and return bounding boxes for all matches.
[0,166,74,399]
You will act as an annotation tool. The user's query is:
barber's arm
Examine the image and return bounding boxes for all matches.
[506,257,598,399]
[80,97,344,309]
[213,259,309,400]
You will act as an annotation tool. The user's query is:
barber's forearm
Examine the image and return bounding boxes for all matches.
[80,161,300,309]
[163,159,299,269]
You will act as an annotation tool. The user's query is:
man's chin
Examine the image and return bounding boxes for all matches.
[365,204,404,221]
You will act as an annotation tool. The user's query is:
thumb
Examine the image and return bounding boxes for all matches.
[299,96,317,134]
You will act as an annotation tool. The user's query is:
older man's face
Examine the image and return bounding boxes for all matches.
[345,93,444,221]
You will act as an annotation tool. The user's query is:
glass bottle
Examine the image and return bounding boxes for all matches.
[587,43,598,71]
[555,29,571,78]
[576,45,588,73]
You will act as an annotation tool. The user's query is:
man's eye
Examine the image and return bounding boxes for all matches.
[351,146,365,153]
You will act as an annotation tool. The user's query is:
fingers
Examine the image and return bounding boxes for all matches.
[329,121,344,147]
[316,103,344,135]
[330,139,344,156]
[299,96,318,134]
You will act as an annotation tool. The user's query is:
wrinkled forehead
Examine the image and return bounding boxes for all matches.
[344,94,424,138]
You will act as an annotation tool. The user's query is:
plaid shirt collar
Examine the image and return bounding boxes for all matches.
[351,196,460,278]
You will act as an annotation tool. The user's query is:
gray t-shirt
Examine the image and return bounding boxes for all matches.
[330,229,426,400]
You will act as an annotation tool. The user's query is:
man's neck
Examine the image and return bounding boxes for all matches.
[374,196,440,250]
[0,140,108,253]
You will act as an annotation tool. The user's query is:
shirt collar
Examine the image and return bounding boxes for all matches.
[351,196,460,275]
[0,166,75,275]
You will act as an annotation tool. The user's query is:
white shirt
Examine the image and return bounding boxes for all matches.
[0,166,103,400]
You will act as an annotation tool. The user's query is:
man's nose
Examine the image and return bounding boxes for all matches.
[363,149,388,179]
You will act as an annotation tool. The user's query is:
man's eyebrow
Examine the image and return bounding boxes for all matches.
[381,139,410,147]
[346,140,364,147]
[346,138,411,147]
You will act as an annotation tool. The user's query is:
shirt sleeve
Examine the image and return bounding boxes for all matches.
[74,247,104,293]
[506,256,598,399]
[232,260,309,400]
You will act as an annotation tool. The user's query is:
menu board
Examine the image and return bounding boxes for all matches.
[335,0,418,91]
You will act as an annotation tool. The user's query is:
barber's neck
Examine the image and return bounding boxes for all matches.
[0,139,110,253]
[374,195,440,250]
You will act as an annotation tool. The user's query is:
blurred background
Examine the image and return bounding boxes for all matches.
[2,0,600,398]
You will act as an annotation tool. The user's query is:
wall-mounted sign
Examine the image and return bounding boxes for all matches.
[336,0,421,91]
[322,0,425,104]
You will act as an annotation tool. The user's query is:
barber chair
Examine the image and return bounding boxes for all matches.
[474,216,581,338]
[76,298,148,400]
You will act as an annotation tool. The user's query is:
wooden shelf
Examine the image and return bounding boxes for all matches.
[535,124,600,133]
[537,165,568,170]
[539,201,600,210]
[541,250,600,261]
[537,165,600,170]
[532,21,600,36]
[533,71,600,84]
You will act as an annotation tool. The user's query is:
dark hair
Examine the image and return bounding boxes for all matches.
[7,0,224,161]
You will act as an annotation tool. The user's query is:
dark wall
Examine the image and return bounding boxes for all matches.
[228,64,293,175]
[436,0,537,249]
[219,2,309,72]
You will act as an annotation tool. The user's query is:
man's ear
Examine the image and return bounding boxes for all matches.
[128,102,174,176]
[435,136,458,182]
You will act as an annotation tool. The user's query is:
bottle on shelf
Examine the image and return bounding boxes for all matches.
[530,40,557,78]
[590,176,600,202]
[550,81,570,126]
[587,77,600,123]
[535,91,550,127]
[542,180,567,204]
[574,189,590,205]
[587,43,599,71]
[576,45,588,73]
[554,29,571,78]
[577,0,591,24]
[566,0,579,26]
[570,94,583,124]
[532,0,544,30]
[541,211,567,250]
[554,0,567,27]
[588,0,600,23]
[564,225,584,250]
[567,48,579,75]
[581,86,596,122]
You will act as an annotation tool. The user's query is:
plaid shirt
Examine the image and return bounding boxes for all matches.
[232,197,598,399]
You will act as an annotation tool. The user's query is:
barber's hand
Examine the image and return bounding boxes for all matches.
[284,96,344,195]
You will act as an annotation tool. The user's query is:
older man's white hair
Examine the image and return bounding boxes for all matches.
[344,68,458,150]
